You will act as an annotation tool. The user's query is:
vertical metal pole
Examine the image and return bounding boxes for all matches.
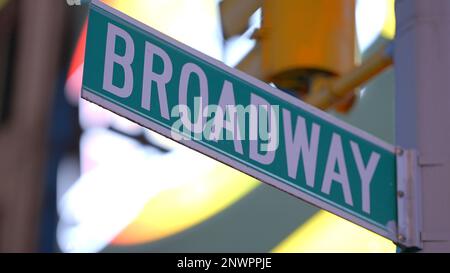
[395,0,450,252]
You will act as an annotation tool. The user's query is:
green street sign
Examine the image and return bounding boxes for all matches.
[82,1,399,242]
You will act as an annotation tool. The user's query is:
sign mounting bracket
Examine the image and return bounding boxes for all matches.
[396,148,422,249]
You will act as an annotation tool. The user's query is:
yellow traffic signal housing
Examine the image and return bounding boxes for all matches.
[220,0,380,113]
[259,0,356,96]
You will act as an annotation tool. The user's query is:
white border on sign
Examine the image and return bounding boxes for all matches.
[83,0,398,242]
[82,89,397,242]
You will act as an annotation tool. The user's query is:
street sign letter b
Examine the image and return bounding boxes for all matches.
[103,23,135,98]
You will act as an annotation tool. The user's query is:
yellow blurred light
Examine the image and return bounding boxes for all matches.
[381,0,396,39]
[0,0,8,10]
[104,0,218,47]
[272,210,396,253]
[112,164,258,245]
[105,0,181,34]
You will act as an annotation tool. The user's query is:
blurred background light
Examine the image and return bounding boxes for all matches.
[0,0,9,11]
[356,0,393,53]
[272,210,395,253]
